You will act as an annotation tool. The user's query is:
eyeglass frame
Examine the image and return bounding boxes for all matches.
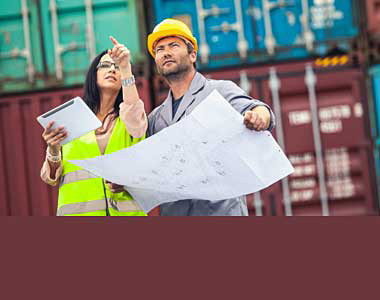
[96,61,120,70]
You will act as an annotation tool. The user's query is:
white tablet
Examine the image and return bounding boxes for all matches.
[37,97,102,145]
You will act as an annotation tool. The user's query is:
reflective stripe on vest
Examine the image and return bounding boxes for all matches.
[58,117,146,216]
[57,198,143,216]
[59,169,99,187]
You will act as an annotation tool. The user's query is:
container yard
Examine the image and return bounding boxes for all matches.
[0,0,379,216]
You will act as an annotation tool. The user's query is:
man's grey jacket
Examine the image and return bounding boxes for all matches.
[147,72,275,216]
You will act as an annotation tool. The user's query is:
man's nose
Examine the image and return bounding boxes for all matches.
[163,51,172,59]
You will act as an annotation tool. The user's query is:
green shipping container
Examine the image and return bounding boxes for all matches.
[0,0,146,94]
[0,1,45,92]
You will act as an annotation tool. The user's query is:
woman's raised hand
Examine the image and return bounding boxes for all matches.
[42,121,66,155]
[108,36,131,71]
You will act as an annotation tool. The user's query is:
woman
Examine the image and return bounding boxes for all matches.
[40,36,147,216]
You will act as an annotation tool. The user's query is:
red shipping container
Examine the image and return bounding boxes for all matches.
[0,77,157,216]
[152,61,378,216]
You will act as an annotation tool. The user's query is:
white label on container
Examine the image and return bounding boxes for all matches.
[325,148,351,176]
[354,103,363,118]
[289,153,314,164]
[320,120,343,133]
[319,105,351,121]
[288,110,311,125]
[311,0,343,29]
[291,190,314,202]
[292,164,316,177]
[327,177,355,198]
[290,178,317,189]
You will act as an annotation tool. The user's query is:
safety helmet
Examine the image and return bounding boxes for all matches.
[147,18,198,57]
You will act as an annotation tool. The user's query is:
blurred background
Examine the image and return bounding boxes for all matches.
[0,0,379,216]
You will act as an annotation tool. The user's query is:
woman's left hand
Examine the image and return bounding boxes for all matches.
[106,180,125,193]
[108,36,131,71]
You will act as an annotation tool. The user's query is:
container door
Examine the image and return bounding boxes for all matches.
[39,0,142,87]
[0,0,44,93]
[250,0,358,58]
[262,67,375,216]
[152,0,255,68]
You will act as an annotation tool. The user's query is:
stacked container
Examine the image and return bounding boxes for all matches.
[151,0,359,69]
[0,0,147,93]
[1,0,379,216]
[0,0,153,215]
[148,0,379,215]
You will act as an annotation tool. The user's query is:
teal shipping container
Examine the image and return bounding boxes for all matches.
[0,0,146,94]
[150,0,360,70]
[369,64,380,208]
[0,1,45,92]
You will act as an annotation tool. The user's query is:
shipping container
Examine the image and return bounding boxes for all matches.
[0,1,45,92]
[0,77,155,216]
[369,64,380,211]
[149,0,360,70]
[152,61,378,216]
[0,0,147,94]
[366,0,380,37]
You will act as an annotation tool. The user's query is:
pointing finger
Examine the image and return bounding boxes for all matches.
[110,36,119,46]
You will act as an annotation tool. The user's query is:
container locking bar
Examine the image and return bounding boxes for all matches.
[269,67,293,216]
[49,0,88,80]
[195,1,231,64]
[305,64,329,216]
[262,0,294,55]
[300,0,314,52]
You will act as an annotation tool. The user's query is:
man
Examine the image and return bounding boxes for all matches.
[147,19,275,216]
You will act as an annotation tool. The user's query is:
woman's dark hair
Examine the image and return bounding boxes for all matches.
[83,50,123,116]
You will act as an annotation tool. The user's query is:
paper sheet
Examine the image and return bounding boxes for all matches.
[70,90,294,213]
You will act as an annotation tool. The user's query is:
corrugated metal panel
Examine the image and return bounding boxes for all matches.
[152,62,378,216]
[0,77,152,216]
[369,64,380,212]
[151,0,359,70]
[0,0,45,92]
[39,0,145,87]
[0,0,146,93]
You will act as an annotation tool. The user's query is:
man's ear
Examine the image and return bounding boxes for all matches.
[190,51,197,63]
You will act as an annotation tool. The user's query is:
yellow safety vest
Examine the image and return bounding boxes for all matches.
[57,117,146,216]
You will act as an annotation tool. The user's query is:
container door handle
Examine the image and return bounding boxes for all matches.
[300,0,314,52]
[305,64,329,216]
[21,0,35,82]
[195,0,210,64]
[233,0,248,59]
[208,1,248,60]
[262,0,295,55]
[49,0,63,80]
[194,1,231,64]
[49,0,86,80]
[85,0,96,62]
[269,67,293,216]
[262,0,276,55]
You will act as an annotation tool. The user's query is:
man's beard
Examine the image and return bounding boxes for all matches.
[157,57,191,81]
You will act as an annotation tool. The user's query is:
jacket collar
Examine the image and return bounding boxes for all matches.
[160,72,207,124]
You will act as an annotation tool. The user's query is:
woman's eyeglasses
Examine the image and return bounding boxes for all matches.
[96,61,120,70]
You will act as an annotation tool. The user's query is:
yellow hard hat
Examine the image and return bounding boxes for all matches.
[147,18,198,57]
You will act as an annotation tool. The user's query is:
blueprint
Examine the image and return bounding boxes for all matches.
[70,90,294,213]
